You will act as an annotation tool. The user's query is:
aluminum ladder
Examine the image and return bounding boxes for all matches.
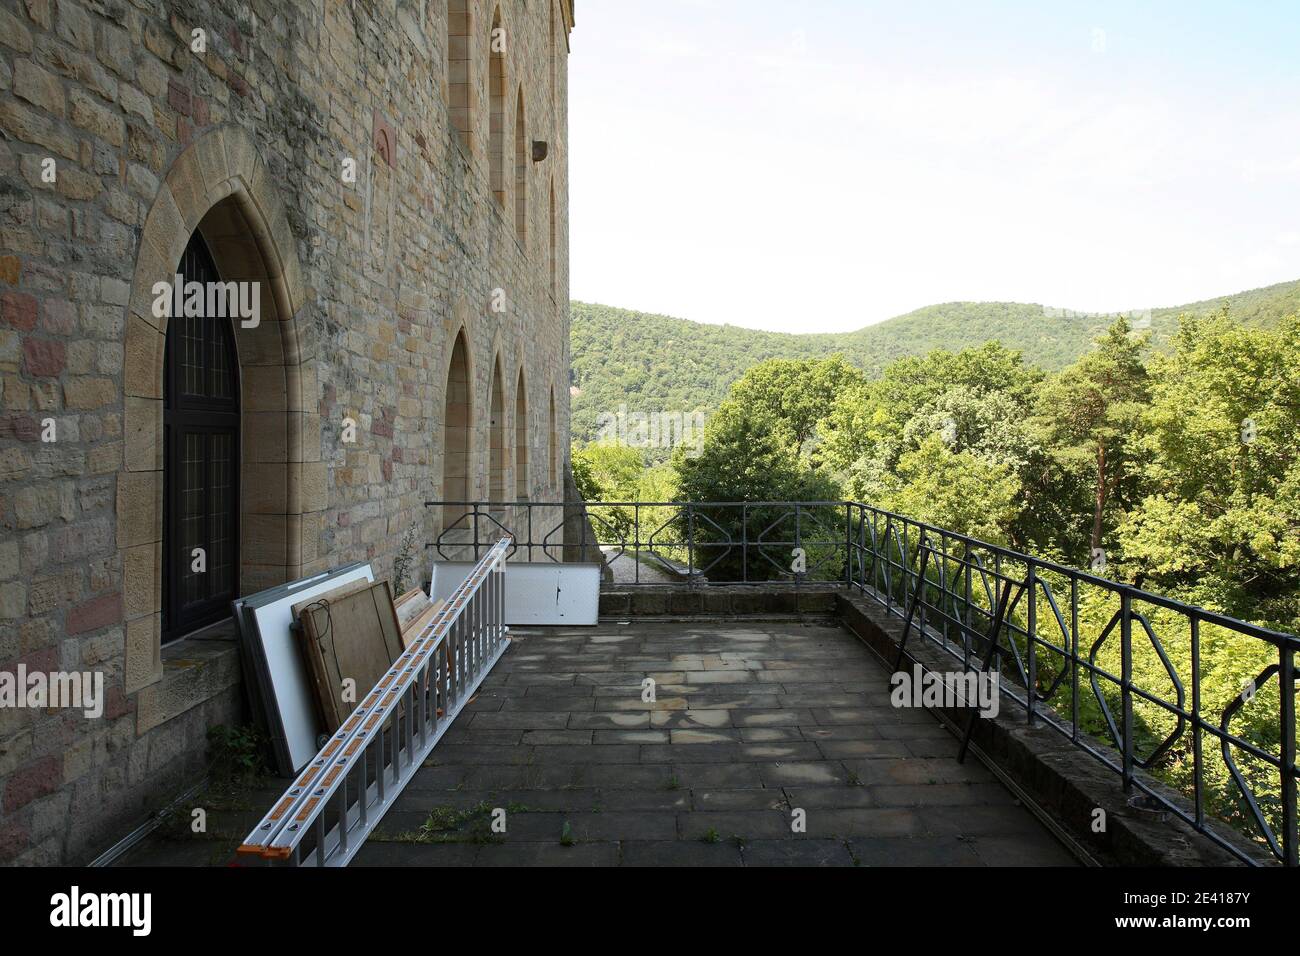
[237,537,512,866]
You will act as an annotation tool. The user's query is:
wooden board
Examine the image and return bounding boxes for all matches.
[232,563,374,774]
[394,588,432,630]
[400,599,444,649]
[295,581,404,732]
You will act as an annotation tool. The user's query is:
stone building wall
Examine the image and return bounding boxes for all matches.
[0,0,574,864]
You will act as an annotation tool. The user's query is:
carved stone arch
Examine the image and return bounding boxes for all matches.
[548,176,557,298]
[120,125,315,694]
[488,348,506,512]
[514,83,527,247]
[513,363,530,501]
[440,300,477,528]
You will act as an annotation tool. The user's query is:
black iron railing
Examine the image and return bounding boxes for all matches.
[425,498,1299,866]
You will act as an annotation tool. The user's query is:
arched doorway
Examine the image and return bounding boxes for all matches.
[162,234,240,642]
[442,331,472,528]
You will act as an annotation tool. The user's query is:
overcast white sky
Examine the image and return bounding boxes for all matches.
[567,1,1300,334]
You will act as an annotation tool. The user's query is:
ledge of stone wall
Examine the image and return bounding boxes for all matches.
[833,589,1274,868]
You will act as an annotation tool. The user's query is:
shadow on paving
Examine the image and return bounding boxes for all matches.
[118,620,1077,867]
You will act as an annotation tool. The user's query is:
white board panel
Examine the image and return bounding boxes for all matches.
[240,564,374,773]
[430,562,600,626]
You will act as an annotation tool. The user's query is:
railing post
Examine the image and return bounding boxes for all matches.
[1070,577,1080,745]
[843,503,851,588]
[963,548,973,669]
[916,531,926,644]
[742,502,748,585]
[686,502,696,579]
[1281,643,1297,867]
[1190,616,1203,828]
[794,502,803,591]
[883,517,892,610]
[1120,590,1134,793]
[1026,559,1037,726]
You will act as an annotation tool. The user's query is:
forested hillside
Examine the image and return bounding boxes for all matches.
[570,279,1300,444]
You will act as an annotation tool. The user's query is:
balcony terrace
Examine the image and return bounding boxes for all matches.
[116,500,1297,867]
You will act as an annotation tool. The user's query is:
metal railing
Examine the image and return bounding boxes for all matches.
[846,501,1299,867]
[429,499,849,582]
[430,499,1299,866]
[238,538,510,866]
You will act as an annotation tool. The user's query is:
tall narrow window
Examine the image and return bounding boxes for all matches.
[549,179,557,298]
[447,0,473,152]
[163,233,240,642]
[548,387,558,494]
[489,7,506,209]
[442,332,472,528]
[515,369,529,501]
[488,357,506,511]
[514,87,527,246]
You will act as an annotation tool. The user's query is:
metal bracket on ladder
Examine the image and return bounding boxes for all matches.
[237,537,512,866]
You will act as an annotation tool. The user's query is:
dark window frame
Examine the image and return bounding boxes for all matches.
[162,233,241,643]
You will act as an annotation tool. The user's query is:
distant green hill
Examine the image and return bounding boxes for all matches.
[569,279,1300,445]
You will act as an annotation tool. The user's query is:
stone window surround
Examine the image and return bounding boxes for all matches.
[120,125,314,710]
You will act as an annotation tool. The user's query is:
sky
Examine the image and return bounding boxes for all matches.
[567,0,1300,334]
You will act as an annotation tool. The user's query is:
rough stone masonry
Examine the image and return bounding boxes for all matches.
[0,0,575,864]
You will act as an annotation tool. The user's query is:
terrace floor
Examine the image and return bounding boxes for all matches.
[358,619,1075,866]
[119,619,1077,866]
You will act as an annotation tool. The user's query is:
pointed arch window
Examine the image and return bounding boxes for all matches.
[488,357,506,511]
[548,387,558,494]
[515,370,529,501]
[163,233,240,642]
[514,87,528,246]
[442,331,472,527]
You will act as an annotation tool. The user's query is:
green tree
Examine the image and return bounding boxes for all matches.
[675,400,842,581]
[571,442,644,502]
[1119,311,1300,629]
[572,442,679,545]
[822,341,1041,476]
[871,434,1022,545]
[725,355,866,461]
[1032,317,1150,561]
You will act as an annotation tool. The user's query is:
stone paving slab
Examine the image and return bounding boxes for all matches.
[119,619,1077,867]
